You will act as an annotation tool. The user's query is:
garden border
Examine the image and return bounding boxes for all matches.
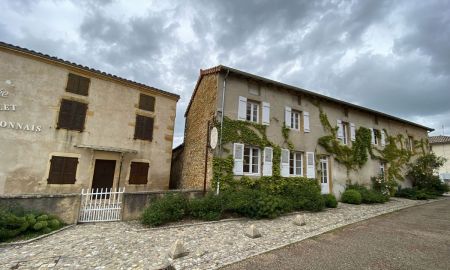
[0,224,76,248]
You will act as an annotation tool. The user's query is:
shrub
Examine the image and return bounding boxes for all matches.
[347,183,389,204]
[408,153,449,195]
[341,189,362,204]
[141,193,188,226]
[188,193,224,221]
[36,214,49,221]
[33,221,48,231]
[48,219,61,229]
[277,177,325,212]
[396,187,437,200]
[322,194,338,208]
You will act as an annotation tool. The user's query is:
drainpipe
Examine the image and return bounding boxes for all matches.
[216,70,229,195]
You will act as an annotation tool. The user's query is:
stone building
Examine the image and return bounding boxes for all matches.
[177,65,432,197]
[429,135,450,184]
[0,42,180,222]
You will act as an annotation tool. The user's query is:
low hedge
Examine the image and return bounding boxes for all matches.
[346,183,389,204]
[322,194,338,208]
[395,188,438,200]
[0,205,64,242]
[341,189,362,204]
[141,177,326,227]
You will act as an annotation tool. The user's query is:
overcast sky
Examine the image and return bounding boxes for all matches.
[1,0,449,146]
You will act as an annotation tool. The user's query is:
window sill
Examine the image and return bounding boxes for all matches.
[243,173,261,176]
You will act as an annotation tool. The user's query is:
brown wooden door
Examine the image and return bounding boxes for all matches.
[91,159,116,190]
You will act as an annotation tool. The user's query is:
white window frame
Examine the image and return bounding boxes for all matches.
[320,157,329,185]
[243,146,260,175]
[246,101,259,123]
[289,152,303,176]
[290,110,300,130]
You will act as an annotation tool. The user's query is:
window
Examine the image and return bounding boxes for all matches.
[134,115,154,141]
[341,122,349,145]
[380,162,386,178]
[406,136,413,151]
[290,110,300,130]
[57,99,88,131]
[139,93,155,112]
[320,157,329,185]
[66,73,90,96]
[246,101,259,123]
[289,152,303,176]
[243,146,260,174]
[373,129,380,145]
[129,162,149,184]
[248,83,260,96]
[48,156,78,184]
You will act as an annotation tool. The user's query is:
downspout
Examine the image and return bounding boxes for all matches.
[216,70,229,195]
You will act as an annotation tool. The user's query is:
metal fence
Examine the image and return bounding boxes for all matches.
[79,187,125,223]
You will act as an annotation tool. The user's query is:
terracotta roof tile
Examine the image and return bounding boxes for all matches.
[429,135,450,144]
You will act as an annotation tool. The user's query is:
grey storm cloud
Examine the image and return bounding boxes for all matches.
[1,0,450,146]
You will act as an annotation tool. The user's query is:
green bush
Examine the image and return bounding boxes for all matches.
[277,177,325,212]
[408,153,449,195]
[341,189,362,204]
[0,205,63,242]
[396,187,437,200]
[347,183,389,204]
[188,193,224,221]
[322,194,338,208]
[141,193,188,226]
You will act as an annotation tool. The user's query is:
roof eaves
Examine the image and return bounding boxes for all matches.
[0,41,180,100]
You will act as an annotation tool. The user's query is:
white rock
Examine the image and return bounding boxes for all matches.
[168,239,189,259]
[244,225,262,238]
[293,214,306,226]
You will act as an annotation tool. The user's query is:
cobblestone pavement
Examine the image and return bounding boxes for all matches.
[0,198,438,270]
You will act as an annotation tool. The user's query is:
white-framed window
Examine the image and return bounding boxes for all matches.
[380,162,386,178]
[290,110,300,130]
[289,152,303,176]
[320,157,329,185]
[342,122,349,144]
[373,129,380,145]
[246,101,259,123]
[243,146,260,175]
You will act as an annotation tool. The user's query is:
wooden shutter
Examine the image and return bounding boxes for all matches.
[263,147,273,176]
[381,130,386,146]
[337,120,344,139]
[233,143,244,175]
[350,123,356,141]
[280,148,290,177]
[134,115,154,141]
[139,94,155,112]
[262,102,270,125]
[303,111,310,133]
[129,162,149,184]
[238,96,247,120]
[285,106,292,128]
[57,99,87,131]
[370,128,375,144]
[306,152,316,179]
[48,156,77,184]
[66,73,89,96]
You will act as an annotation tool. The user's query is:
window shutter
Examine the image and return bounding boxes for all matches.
[263,147,273,176]
[66,73,78,93]
[262,102,270,125]
[280,148,290,177]
[74,102,87,131]
[303,111,310,133]
[350,123,356,141]
[62,158,78,184]
[139,94,155,112]
[129,162,149,184]
[370,128,375,144]
[48,156,77,184]
[233,143,244,175]
[238,96,247,120]
[78,77,90,96]
[337,119,344,139]
[381,130,386,147]
[285,106,292,128]
[306,152,316,179]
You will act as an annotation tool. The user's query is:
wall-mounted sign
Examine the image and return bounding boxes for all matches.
[0,83,42,133]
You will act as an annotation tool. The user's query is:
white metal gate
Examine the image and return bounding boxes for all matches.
[79,187,125,223]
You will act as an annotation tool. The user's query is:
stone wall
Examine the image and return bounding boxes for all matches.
[180,74,218,189]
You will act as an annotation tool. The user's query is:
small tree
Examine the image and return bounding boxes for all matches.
[407,153,448,195]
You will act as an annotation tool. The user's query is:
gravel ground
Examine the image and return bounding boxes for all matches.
[221,197,450,270]
[0,198,441,270]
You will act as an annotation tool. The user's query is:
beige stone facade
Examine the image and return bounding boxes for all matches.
[430,136,450,182]
[180,66,432,198]
[0,43,179,196]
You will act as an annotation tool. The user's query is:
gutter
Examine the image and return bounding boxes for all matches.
[216,70,229,195]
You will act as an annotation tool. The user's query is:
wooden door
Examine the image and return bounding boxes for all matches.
[91,159,116,190]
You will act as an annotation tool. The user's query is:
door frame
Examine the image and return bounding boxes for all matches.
[88,151,121,191]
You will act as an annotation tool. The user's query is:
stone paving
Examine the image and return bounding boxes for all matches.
[0,198,438,270]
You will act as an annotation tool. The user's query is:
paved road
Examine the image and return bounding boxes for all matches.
[221,198,450,270]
